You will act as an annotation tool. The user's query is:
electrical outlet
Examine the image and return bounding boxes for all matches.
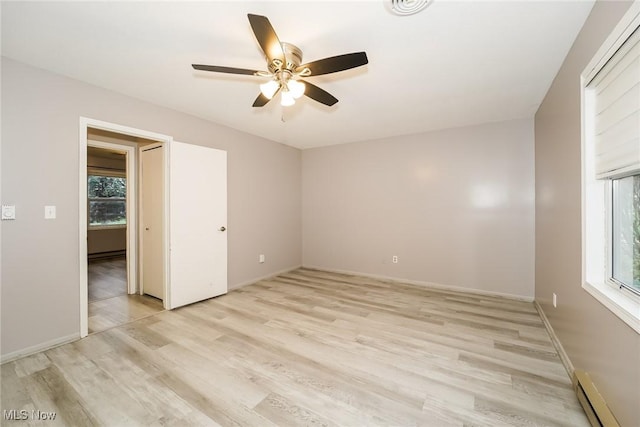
[392,255,398,264]
[553,293,557,308]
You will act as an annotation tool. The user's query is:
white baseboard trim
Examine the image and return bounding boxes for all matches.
[534,300,574,376]
[302,265,534,302]
[1,333,79,365]
[228,265,303,291]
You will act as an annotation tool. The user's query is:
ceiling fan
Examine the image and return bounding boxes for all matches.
[192,14,369,108]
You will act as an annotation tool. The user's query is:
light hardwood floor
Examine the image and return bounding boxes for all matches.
[88,258,164,334]
[1,269,588,426]
[88,258,128,303]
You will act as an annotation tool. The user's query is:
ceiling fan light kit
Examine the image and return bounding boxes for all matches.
[192,13,368,109]
[286,79,305,99]
[259,80,280,99]
[280,90,296,107]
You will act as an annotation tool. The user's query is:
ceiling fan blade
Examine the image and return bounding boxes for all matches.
[252,92,272,107]
[247,14,285,66]
[192,64,260,75]
[303,81,339,106]
[296,52,368,76]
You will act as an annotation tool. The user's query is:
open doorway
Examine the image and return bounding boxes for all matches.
[87,146,128,306]
[86,142,163,333]
[81,122,171,336]
[79,118,229,338]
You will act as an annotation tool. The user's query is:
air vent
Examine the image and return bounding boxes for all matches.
[389,0,433,16]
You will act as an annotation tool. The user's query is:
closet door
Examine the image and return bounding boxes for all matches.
[140,145,165,300]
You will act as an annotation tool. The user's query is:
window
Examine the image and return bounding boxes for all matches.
[88,174,126,228]
[612,174,640,294]
[582,1,640,333]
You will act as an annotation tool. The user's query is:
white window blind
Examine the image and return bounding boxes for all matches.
[588,26,640,179]
[87,166,126,178]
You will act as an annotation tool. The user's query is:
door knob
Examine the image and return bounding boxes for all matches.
[219,226,226,232]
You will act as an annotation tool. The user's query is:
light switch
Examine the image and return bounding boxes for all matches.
[2,205,16,220]
[44,205,56,219]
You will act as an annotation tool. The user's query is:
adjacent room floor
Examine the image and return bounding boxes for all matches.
[1,269,588,426]
[88,257,164,334]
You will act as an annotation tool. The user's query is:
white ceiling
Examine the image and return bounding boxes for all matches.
[1,1,594,149]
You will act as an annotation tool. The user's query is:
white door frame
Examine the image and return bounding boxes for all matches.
[79,117,172,338]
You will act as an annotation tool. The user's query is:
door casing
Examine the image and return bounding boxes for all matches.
[79,117,172,338]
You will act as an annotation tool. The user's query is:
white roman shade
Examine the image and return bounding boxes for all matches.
[588,26,640,179]
[87,167,126,178]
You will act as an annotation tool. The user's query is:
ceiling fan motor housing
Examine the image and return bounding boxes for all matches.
[270,42,303,73]
[389,0,433,16]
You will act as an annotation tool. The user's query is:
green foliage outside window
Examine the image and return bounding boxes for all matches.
[88,175,126,227]
[613,175,640,293]
[634,176,640,289]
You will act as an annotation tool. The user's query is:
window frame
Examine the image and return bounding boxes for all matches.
[581,1,640,334]
[87,169,127,230]
[610,175,640,295]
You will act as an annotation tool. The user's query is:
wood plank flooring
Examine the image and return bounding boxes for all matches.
[88,257,164,334]
[88,294,165,335]
[1,269,588,426]
[89,258,127,303]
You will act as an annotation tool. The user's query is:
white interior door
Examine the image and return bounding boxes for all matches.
[141,145,165,300]
[169,141,227,309]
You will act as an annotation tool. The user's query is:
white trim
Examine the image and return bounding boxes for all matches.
[79,117,172,338]
[88,224,127,231]
[534,301,575,377]
[580,2,640,335]
[582,1,640,85]
[82,118,174,143]
[164,143,172,309]
[229,265,303,291]
[584,281,640,334]
[302,265,534,302]
[137,146,144,296]
[79,123,88,338]
[0,333,79,364]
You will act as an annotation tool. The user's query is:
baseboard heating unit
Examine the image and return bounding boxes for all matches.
[573,370,619,427]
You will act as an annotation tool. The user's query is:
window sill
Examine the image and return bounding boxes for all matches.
[88,225,127,231]
[583,280,640,334]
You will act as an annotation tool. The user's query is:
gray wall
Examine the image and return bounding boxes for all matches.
[1,58,302,358]
[302,118,535,299]
[534,1,639,425]
[88,228,126,256]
